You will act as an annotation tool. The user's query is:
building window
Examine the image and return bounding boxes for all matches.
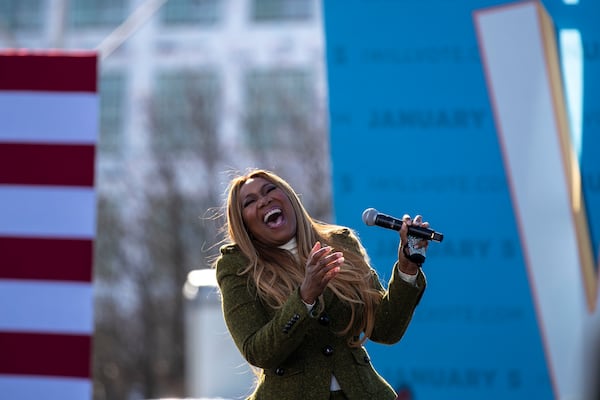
[69,0,126,29]
[161,0,220,26]
[151,70,220,152]
[243,68,313,150]
[251,0,312,22]
[99,71,126,155]
[0,0,44,32]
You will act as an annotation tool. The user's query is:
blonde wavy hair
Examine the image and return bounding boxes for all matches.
[222,169,384,347]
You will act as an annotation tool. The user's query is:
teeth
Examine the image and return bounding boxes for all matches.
[263,208,281,223]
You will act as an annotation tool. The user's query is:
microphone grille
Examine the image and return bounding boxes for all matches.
[362,208,378,226]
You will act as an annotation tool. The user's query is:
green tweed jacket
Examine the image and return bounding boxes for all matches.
[215,229,426,400]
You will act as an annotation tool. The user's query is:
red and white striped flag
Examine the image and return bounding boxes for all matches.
[0,50,98,399]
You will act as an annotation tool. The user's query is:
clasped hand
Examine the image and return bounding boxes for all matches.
[397,214,430,275]
[299,242,344,305]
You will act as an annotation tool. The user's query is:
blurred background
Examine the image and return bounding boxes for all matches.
[1,1,331,399]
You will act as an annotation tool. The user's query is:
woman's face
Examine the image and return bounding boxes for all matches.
[239,176,297,246]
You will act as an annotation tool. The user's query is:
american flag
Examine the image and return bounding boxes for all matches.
[0,50,98,399]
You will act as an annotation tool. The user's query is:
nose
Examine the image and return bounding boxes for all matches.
[256,193,271,207]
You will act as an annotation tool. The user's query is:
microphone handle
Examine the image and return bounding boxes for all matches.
[408,224,443,242]
[375,214,444,242]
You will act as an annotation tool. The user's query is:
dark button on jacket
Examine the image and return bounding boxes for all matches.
[318,314,330,326]
[322,345,334,356]
[282,313,300,334]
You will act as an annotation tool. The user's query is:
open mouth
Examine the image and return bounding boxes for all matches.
[263,208,284,228]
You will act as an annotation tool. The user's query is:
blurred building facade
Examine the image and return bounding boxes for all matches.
[1,1,329,398]
[1,0,328,189]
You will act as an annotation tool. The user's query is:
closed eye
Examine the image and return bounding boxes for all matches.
[264,184,277,194]
[242,197,255,208]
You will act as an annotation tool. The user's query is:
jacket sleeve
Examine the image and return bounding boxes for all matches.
[215,246,317,369]
[369,263,426,344]
[334,229,426,345]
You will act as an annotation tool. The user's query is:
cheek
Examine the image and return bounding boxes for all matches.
[240,209,251,226]
[241,208,258,229]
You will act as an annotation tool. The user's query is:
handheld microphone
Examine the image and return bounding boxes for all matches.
[362,208,444,242]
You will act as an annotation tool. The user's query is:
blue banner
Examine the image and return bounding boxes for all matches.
[323,1,600,399]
